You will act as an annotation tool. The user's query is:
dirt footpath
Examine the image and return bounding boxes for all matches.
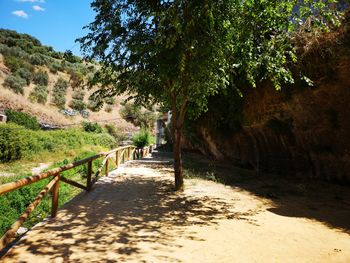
[3,156,350,263]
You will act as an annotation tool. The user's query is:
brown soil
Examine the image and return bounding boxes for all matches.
[3,154,350,262]
[0,57,137,132]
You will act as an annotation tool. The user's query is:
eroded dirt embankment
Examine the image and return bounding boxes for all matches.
[185,25,350,183]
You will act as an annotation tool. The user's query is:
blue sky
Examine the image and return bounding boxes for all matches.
[0,0,95,56]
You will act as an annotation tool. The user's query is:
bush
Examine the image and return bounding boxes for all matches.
[72,89,85,100]
[0,124,116,164]
[4,55,23,72]
[53,77,68,92]
[33,70,49,86]
[0,123,25,162]
[83,121,103,133]
[29,85,48,104]
[3,75,26,94]
[69,69,84,88]
[120,103,158,129]
[5,109,41,130]
[49,61,62,74]
[104,124,125,141]
[51,78,68,108]
[29,53,48,66]
[16,67,33,85]
[132,129,155,148]
[69,99,87,111]
[105,96,116,105]
[87,100,99,112]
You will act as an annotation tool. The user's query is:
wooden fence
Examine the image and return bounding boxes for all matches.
[0,144,155,252]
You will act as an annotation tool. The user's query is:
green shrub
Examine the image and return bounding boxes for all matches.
[132,129,155,148]
[3,75,26,94]
[53,77,68,92]
[33,70,49,86]
[16,67,33,85]
[69,99,86,111]
[87,100,99,112]
[120,103,158,129]
[0,123,25,162]
[105,96,116,105]
[72,89,85,100]
[5,109,41,130]
[83,121,103,133]
[4,55,23,72]
[0,124,116,164]
[49,61,62,74]
[51,78,68,107]
[0,45,27,58]
[29,53,48,66]
[104,124,125,141]
[29,85,48,104]
[52,94,66,108]
[0,149,108,237]
[69,69,84,88]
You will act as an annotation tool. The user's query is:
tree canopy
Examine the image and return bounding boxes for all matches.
[79,0,341,190]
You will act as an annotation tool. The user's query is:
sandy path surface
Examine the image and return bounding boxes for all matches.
[3,156,350,263]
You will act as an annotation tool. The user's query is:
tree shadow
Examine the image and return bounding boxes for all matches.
[182,152,350,234]
[4,157,241,262]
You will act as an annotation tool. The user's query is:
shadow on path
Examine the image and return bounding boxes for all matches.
[5,156,237,262]
[182,152,350,234]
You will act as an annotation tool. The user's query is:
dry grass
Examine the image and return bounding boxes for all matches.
[0,59,138,131]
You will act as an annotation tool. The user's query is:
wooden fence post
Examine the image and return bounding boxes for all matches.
[87,161,92,191]
[105,157,109,177]
[116,150,119,167]
[51,174,60,218]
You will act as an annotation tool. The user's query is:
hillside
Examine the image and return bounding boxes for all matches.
[0,29,136,132]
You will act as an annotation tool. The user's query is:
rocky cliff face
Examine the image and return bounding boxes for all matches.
[186,51,350,183]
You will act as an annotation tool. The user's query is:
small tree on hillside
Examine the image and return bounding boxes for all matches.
[79,0,340,190]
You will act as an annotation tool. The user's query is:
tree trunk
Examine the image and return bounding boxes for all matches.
[173,127,183,190]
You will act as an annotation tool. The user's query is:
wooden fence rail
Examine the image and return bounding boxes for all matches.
[0,144,155,252]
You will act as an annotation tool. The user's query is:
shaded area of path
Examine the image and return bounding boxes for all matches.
[3,153,350,262]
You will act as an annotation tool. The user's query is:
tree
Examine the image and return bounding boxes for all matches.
[79,0,340,190]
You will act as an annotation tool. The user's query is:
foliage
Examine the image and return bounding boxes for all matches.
[5,109,41,130]
[0,123,115,164]
[79,0,341,190]
[0,123,24,162]
[69,99,87,111]
[69,69,84,88]
[29,53,48,66]
[3,75,27,94]
[49,61,63,74]
[16,67,33,85]
[52,78,68,108]
[104,96,116,105]
[33,70,49,86]
[132,129,155,148]
[4,55,24,72]
[104,124,125,141]
[87,99,99,112]
[0,150,104,237]
[82,121,103,133]
[29,85,48,104]
[120,103,158,129]
[64,49,81,64]
[72,88,85,100]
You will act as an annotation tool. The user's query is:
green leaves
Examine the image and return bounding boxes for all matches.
[79,0,342,120]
